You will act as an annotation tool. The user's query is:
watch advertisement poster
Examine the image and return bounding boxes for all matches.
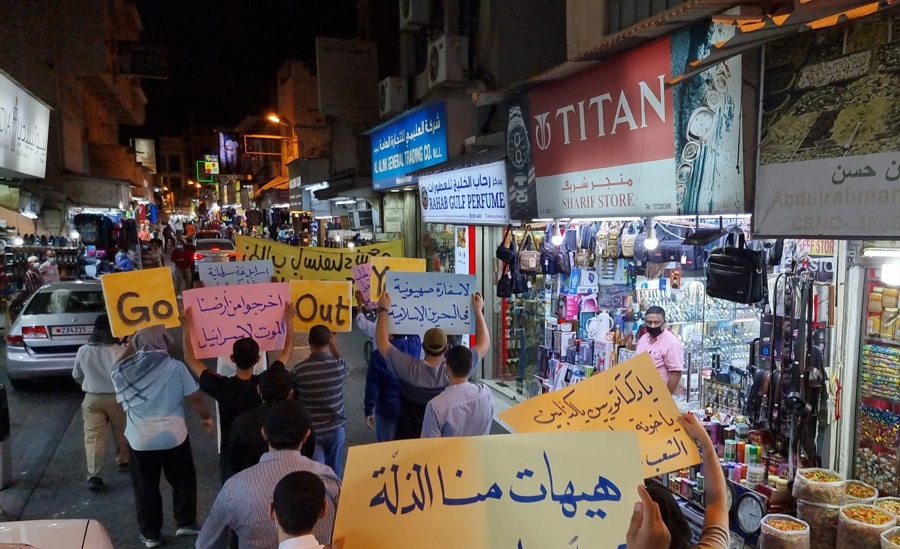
[755,14,900,238]
[524,20,743,219]
[371,102,448,190]
[505,99,539,221]
[418,161,510,225]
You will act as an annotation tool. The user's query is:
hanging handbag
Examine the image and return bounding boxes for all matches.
[574,225,593,267]
[540,223,559,275]
[512,264,530,295]
[518,229,541,273]
[604,225,620,260]
[497,262,513,299]
[556,226,572,275]
[706,233,768,304]
[495,224,518,264]
[621,232,637,258]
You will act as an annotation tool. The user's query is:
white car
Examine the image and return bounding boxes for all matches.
[0,519,114,548]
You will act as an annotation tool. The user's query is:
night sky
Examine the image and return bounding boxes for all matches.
[136,0,362,134]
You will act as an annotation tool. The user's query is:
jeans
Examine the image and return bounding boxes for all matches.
[129,437,197,539]
[313,426,346,478]
[81,393,128,477]
[374,414,397,442]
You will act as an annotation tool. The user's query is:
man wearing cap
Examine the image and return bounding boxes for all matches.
[375,291,491,440]
[23,256,45,299]
[196,400,341,549]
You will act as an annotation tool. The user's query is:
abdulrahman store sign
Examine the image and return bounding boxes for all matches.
[513,20,744,220]
[418,161,510,225]
[0,70,50,180]
[371,102,447,191]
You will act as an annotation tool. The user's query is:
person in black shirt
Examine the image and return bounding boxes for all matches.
[182,303,295,483]
[227,366,315,478]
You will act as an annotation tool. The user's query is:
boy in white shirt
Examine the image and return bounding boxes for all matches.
[270,471,328,549]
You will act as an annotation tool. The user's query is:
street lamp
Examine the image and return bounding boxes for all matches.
[266,112,299,161]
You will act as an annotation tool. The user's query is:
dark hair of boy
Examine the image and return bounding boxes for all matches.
[271,471,326,536]
[258,365,293,402]
[232,337,261,370]
[263,400,312,450]
[308,325,331,347]
[445,345,474,378]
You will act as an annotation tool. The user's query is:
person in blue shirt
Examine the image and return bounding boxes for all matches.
[355,290,421,442]
[114,249,135,272]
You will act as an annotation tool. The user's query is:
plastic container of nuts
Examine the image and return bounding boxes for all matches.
[798,500,841,549]
[882,526,900,549]
[877,498,900,519]
[794,468,847,505]
[837,504,896,549]
[847,480,881,504]
[760,514,811,549]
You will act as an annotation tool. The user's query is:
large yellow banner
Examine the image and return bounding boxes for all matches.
[289,280,353,333]
[235,236,405,281]
[498,353,701,478]
[101,267,179,337]
[333,431,642,549]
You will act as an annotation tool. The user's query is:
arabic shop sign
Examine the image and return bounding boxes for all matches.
[384,272,475,335]
[333,431,642,549]
[754,14,900,237]
[101,267,180,338]
[526,21,743,218]
[418,161,510,225]
[0,70,50,179]
[198,259,275,287]
[499,353,702,478]
[371,102,448,190]
[182,283,290,359]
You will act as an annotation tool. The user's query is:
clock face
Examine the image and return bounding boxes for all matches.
[507,126,530,170]
[725,482,734,512]
[687,107,716,142]
[736,494,764,534]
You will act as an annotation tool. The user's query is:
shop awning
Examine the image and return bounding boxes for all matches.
[313,174,377,201]
[62,173,132,209]
[258,175,289,192]
[473,0,785,106]
[408,147,507,179]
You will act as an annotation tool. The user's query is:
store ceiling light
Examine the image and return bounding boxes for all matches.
[390,189,401,193]
[862,247,900,259]
[882,264,900,286]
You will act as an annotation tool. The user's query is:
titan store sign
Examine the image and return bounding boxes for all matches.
[0,70,50,179]
[527,23,744,219]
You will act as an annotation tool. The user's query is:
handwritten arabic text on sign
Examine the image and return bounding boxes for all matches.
[385,272,475,335]
[101,267,179,338]
[351,263,375,309]
[418,161,510,225]
[182,283,290,359]
[290,280,353,333]
[499,353,701,477]
[333,431,642,549]
[369,256,426,301]
[235,236,404,281]
[198,259,274,287]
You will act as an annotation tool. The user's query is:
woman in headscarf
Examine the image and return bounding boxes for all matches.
[72,314,128,492]
[112,325,213,548]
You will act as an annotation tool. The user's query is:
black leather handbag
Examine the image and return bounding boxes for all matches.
[496,224,517,264]
[540,223,559,276]
[497,263,513,299]
[706,234,768,304]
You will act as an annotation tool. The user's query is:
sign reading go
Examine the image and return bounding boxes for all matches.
[290,280,353,333]
[101,267,180,337]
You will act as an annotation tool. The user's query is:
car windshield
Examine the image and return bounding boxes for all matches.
[24,289,106,315]
[195,240,234,251]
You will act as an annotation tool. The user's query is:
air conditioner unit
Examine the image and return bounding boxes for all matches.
[427,34,468,89]
[414,69,429,101]
[400,0,430,32]
[379,77,408,118]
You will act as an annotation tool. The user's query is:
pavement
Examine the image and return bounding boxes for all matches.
[0,326,377,549]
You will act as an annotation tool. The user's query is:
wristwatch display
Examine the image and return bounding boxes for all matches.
[507,106,531,172]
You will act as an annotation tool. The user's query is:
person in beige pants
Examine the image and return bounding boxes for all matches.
[72,314,129,491]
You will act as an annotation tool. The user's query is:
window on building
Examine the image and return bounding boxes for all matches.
[168,154,181,172]
[607,0,684,34]
[171,176,183,189]
[158,155,167,173]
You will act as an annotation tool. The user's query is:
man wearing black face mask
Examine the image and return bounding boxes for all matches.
[636,306,684,395]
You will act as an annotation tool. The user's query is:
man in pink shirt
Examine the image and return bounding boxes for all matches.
[636,306,684,394]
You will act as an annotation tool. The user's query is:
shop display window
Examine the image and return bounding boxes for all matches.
[421,223,456,273]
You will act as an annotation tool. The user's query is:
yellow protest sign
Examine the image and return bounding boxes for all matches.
[333,431,642,549]
[290,280,353,333]
[101,267,179,338]
[235,235,405,281]
[498,353,701,477]
[369,256,426,300]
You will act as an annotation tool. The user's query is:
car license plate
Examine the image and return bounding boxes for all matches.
[51,325,94,336]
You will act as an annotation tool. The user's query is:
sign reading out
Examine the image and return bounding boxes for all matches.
[384,272,475,335]
[290,280,353,333]
[499,353,701,478]
[418,161,510,225]
[369,257,427,301]
[101,267,179,337]
[333,431,643,549]
[198,259,274,287]
[182,283,290,359]
[371,102,448,190]
[235,236,405,282]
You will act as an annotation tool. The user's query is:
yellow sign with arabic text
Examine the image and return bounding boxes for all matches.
[498,353,701,477]
[235,236,405,282]
[290,280,353,333]
[101,267,179,338]
[369,256,426,300]
[333,431,642,549]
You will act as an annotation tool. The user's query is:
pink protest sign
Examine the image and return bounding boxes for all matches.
[351,263,375,310]
[183,282,291,359]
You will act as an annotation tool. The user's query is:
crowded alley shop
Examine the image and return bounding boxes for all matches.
[484,15,858,547]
